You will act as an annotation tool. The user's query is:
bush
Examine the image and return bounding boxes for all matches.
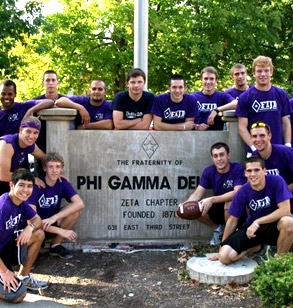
[251,253,293,308]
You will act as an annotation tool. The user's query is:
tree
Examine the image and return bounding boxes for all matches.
[0,0,43,79]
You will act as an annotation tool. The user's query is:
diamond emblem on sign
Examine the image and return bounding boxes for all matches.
[141,134,159,158]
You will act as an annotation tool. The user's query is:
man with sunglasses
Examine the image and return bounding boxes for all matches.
[250,122,293,207]
[236,56,291,155]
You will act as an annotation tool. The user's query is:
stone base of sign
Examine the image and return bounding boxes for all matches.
[187,253,257,285]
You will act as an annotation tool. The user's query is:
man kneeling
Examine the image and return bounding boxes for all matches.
[0,169,47,303]
[28,152,85,260]
[217,156,293,264]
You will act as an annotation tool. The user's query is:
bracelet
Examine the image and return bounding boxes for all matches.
[253,221,260,228]
[213,108,219,114]
[0,269,9,276]
[182,124,186,131]
[285,143,291,147]
[29,223,36,231]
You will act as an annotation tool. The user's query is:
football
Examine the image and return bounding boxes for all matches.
[176,201,202,220]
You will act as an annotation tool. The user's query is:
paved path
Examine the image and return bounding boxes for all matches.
[0,293,68,307]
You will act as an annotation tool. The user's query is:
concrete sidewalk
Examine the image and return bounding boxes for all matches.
[0,293,68,307]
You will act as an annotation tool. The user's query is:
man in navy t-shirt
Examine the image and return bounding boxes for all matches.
[28,152,85,260]
[216,156,293,264]
[111,68,154,130]
[179,142,246,246]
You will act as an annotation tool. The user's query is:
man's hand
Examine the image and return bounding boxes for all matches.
[196,123,209,131]
[59,229,77,241]
[1,270,19,293]
[208,254,219,261]
[16,227,32,246]
[207,110,217,126]
[246,222,259,239]
[182,121,196,131]
[43,217,57,230]
[79,107,90,124]
[35,177,46,188]
[200,197,214,216]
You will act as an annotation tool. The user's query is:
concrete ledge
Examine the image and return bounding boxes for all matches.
[39,108,77,121]
[187,253,257,285]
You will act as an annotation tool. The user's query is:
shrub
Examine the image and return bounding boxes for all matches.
[251,253,293,308]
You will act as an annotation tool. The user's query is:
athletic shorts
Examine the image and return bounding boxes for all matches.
[208,203,225,225]
[221,222,279,254]
[0,231,27,301]
[0,231,28,270]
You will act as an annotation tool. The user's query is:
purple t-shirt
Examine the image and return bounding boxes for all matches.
[68,96,112,126]
[225,85,253,100]
[290,97,293,143]
[229,174,292,226]
[236,85,291,144]
[111,91,154,119]
[0,193,36,253]
[191,91,234,130]
[28,177,77,219]
[253,145,293,185]
[199,162,246,196]
[0,134,35,172]
[0,101,38,137]
[151,93,198,124]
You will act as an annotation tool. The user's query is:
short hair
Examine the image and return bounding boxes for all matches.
[11,169,35,185]
[210,142,230,155]
[168,74,186,87]
[252,56,273,72]
[200,66,218,79]
[0,80,17,93]
[245,155,265,169]
[230,64,247,75]
[91,79,107,90]
[43,152,65,168]
[43,70,58,81]
[21,116,41,126]
[250,121,271,134]
[126,68,146,82]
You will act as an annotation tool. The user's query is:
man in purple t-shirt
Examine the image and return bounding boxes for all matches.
[28,152,85,260]
[191,66,237,130]
[0,80,54,137]
[55,79,113,129]
[0,169,47,302]
[216,156,293,265]
[0,116,45,195]
[236,56,291,153]
[225,64,250,99]
[179,142,246,245]
[152,74,200,131]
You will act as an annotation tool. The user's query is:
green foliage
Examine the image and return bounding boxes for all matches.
[251,253,293,308]
[0,0,43,78]
[4,0,293,99]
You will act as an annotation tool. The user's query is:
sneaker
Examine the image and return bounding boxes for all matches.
[19,275,48,291]
[209,225,224,246]
[49,244,73,260]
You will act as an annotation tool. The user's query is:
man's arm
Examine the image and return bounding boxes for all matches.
[31,144,45,161]
[0,141,13,182]
[77,119,113,130]
[246,199,291,239]
[23,99,54,119]
[55,97,90,124]
[112,110,142,130]
[207,99,238,126]
[16,214,42,246]
[186,185,206,202]
[282,115,291,145]
[222,215,239,242]
[153,115,195,131]
[238,117,253,147]
[0,258,19,292]
[200,185,242,216]
[42,194,85,229]
[129,114,153,130]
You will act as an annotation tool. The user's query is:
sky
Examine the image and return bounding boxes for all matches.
[16,0,63,15]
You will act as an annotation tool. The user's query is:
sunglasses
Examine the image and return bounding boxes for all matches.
[251,122,268,129]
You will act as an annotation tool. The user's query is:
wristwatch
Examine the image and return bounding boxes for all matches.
[213,108,219,114]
